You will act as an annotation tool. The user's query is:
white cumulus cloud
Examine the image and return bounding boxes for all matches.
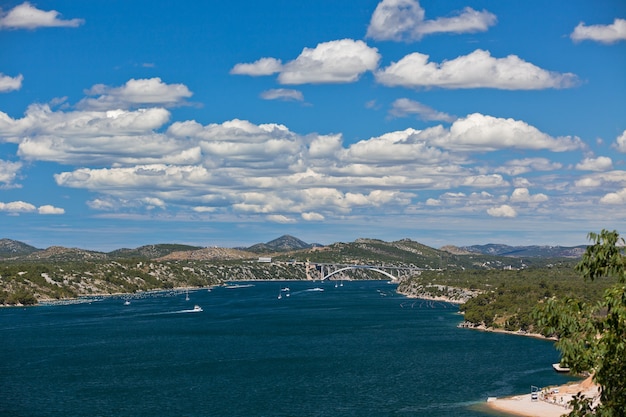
[496,158,562,176]
[344,128,450,165]
[38,205,65,214]
[3,75,607,225]
[266,214,297,223]
[509,188,548,203]
[0,159,22,187]
[376,49,578,90]
[366,0,496,41]
[260,89,304,102]
[487,204,517,218]
[615,129,626,153]
[0,2,84,30]
[599,188,626,205]
[280,39,381,84]
[462,174,508,188]
[430,113,582,152]
[230,57,283,76]
[0,103,204,166]
[571,18,626,44]
[575,156,613,171]
[78,78,193,110]
[0,200,36,213]
[389,98,456,122]
[0,73,23,92]
[232,39,380,85]
[301,212,325,221]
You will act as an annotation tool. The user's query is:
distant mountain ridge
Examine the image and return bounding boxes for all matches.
[24,246,108,261]
[108,244,203,259]
[1,235,589,305]
[245,235,318,253]
[0,239,40,258]
[0,236,587,262]
[445,243,587,258]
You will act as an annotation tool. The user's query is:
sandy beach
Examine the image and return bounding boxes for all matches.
[484,376,599,417]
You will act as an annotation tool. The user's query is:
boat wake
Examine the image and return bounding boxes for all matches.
[289,287,325,296]
[144,305,204,316]
[178,305,203,313]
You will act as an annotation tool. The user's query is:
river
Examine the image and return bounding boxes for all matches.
[0,280,576,416]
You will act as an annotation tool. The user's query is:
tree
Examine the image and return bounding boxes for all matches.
[535,230,626,416]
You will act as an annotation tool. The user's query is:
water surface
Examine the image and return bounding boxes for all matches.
[1,281,576,416]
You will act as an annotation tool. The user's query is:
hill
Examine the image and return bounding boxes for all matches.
[246,235,315,253]
[452,244,587,258]
[272,237,551,271]
[23,246,108,261]
[157,247,257,261]
[108,244,203,259]
[0,235,585,306]
[0,239,40,259]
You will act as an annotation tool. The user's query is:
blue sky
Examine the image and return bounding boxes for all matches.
[1,0,625,251]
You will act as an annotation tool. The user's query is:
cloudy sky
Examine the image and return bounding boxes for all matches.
[1,0,625,251]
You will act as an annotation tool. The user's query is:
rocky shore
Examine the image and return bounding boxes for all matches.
[396,282,481,304]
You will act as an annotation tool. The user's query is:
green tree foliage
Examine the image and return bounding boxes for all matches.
[534,230,626,416]
[408,264,607,332]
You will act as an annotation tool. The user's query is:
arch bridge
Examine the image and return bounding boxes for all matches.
[308,263,423,282]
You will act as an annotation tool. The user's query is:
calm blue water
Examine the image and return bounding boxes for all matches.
[1,281,576,417]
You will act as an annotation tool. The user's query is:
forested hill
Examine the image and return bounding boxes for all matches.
[445,243,586,258]
[1,235,586,309]
[1,235,586,261]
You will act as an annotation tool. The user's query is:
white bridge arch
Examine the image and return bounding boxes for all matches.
[321,266,398,282]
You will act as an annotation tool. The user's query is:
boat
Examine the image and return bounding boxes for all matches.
[224,284,255,289]
[192,305,203,312]
[552,363,570,373]
[123,300,131,306]
[185,289,190,301]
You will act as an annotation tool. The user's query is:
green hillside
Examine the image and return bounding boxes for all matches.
[2,235,605,338]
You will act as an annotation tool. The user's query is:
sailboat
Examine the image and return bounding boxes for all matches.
[185,289,190,301]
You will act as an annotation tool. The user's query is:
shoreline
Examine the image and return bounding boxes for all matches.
[481,376,599,417]
[1,278,341,308]
[400,289,557,341]
[458,321,557,341]
[5,279,600,416]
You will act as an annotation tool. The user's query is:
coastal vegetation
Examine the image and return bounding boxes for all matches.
[0,234,609,337]
[2,236,575,306]
[397,264,613,333]
[534,230,626,416]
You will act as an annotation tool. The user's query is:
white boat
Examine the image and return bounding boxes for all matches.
[192,305,203,312]
[123,300,131,306]
[552,363,570,373]
[185,289,190,301]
